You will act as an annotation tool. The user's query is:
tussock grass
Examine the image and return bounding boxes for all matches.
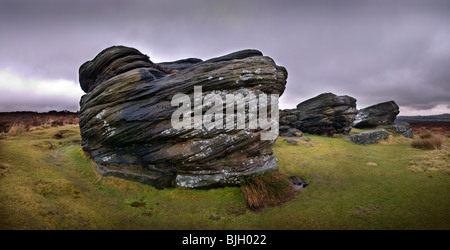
[7,123,27,136]
[411,134,445,150]
[240,171,295,210]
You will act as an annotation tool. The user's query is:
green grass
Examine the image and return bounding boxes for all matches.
[0,125,449,229]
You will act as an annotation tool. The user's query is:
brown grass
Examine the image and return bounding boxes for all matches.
[7,123,27,136]
[240,171,296,210]
[420,133,432,139]
[410,121,450,138]
[408,148,450,174]
[411,134,445,150]
[0,111,79,133]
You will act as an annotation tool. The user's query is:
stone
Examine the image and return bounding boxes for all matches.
[384,122,414,138]
[353,101,399,128]
[345,129,389,145]
[289,176,309,190]
[280,93,357,136]
[279,126,302,137]
[284,138,298,145]
[78,46,287,189]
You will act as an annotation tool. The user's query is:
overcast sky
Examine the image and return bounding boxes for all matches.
[0,0,449,115]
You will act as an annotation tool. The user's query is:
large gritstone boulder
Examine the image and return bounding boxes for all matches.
[78,46,287,189]
[280,93,357,136]
[353,101,400,128]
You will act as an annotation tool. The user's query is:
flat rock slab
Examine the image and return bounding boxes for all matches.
[284,138,298,145]
[345,129,389,145]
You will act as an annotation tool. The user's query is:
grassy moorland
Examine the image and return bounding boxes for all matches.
[0,125,449,229]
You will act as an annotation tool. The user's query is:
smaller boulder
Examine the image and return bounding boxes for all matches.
[284,138,298,145]
[297,136,311,142]
[295,93,357,136]
[345,129,389,145]
[289,176,309,190]
[384,122,414,138]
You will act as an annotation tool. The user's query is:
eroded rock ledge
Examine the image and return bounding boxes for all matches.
[78,46,287,189]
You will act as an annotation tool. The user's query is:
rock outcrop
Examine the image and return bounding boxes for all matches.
[384,122,414,138]
[353,101,399,128]
[78,46,287,189]
[345,129,389,145]
[280,93,357,136]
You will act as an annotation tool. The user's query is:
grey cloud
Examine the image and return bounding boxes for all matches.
[0,89,80,112]
[0,0,449,113]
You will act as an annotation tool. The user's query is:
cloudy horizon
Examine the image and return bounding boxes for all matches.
[0,0,449,115]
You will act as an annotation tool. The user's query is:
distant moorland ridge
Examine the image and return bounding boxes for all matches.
[396,113,450,123]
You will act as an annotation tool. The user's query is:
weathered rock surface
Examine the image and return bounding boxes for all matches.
[353,101,399,128]
[279,126,303,137]
[345,129,389,145]
[157,58,203,71]
[280,93,357,136]
[384,122,414,138]
[78,46,287,189]
[284,138,298,145]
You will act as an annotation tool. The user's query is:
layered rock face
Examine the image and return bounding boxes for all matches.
[78,46,287,189]
[353,101,399,128]
[280,93,357,136]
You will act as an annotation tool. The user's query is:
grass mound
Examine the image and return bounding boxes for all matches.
[241,171,295,210]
